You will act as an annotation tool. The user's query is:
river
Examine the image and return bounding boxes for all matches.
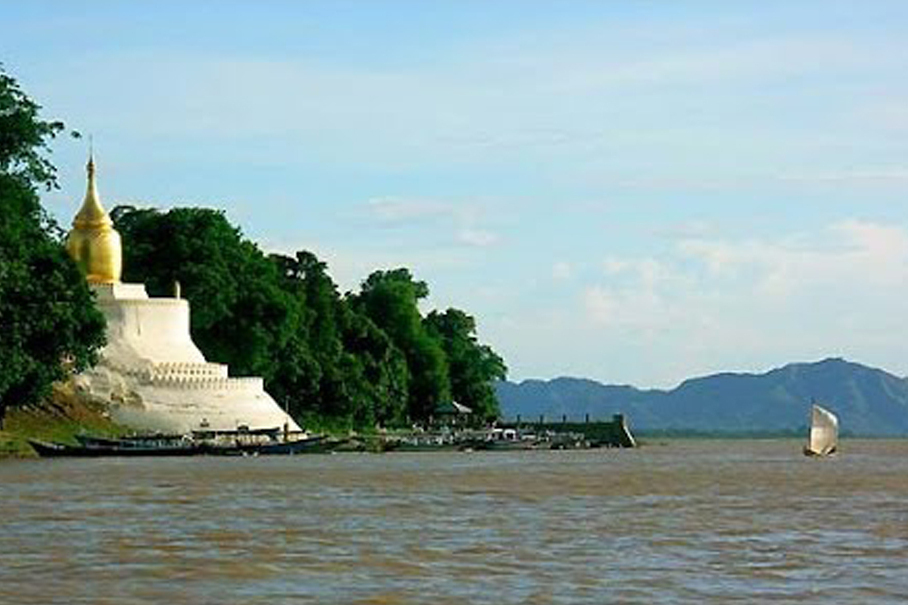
[2,439,907,604]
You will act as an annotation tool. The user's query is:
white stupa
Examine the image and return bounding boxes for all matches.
[65,155,302,434]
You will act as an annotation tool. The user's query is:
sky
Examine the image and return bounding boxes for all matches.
[3,1,908,388]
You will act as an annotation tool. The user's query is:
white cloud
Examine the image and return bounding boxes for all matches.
[552,261,573,281]
[365,197,453,223]
[359,195,501,249]
[678,238,775,279]
[655,219,716,239]
[584,256,691,337]
[778,167,908,187]
[602,257,630,275]
[677,220,908,295]
[457,228,499,248]
[583,285,668,334]
[600,257,681,288]
[572,220,908,386]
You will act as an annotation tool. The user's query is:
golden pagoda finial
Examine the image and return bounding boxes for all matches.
[65,149,122,284]
[73,146,111,229]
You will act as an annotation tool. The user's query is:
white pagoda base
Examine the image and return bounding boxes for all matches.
[71,283,302,435]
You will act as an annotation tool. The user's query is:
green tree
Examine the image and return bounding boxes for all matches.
[270,251,344,420]
[338,303,409,427]
[352,269,450,422]
[425,308,507,423]
[0,67,106,428]
[112,206,292,382]
[272,252,409,428]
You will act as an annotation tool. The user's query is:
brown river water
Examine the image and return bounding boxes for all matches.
[2,439,908,604]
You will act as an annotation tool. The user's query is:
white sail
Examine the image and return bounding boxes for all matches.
[805,404,838,457]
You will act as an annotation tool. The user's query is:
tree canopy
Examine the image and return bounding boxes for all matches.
[350,269,451,422]
[112,207,506,429]
[0,67,106,428]
[425,308,507,423]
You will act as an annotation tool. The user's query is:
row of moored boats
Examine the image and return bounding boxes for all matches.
[29,428,337,458]
[28,403,840,458]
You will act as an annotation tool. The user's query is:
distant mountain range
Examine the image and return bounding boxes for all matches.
[494,358,908,436]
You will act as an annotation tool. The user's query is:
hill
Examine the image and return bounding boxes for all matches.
[495,358,908,436]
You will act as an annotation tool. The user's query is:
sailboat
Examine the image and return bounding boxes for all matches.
[803,403,838,457]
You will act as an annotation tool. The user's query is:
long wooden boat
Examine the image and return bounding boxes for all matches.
[29,433,338,458]
[29,439,200,458]
[207,434,339,456]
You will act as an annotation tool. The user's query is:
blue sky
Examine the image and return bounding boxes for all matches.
[4,1,908,387]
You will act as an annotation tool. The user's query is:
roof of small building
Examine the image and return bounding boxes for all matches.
[435,400,473,415]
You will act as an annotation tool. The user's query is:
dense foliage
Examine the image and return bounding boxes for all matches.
[113,207,506,429]
[425,308,507,423]
[0,68,106,428]
[350,269,451,422]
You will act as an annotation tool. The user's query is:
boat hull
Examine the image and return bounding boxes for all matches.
[29,440,199,458]
[29,435,337,458]
[208,435,336,456]
[803,445,837,457]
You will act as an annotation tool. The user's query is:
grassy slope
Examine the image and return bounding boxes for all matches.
[0,382,125,458]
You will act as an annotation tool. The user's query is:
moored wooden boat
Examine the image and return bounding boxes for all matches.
[29,439,200,458]
[30,432,341,458]
[207,434,338,456]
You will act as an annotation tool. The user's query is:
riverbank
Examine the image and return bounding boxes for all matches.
[0,383,125,458]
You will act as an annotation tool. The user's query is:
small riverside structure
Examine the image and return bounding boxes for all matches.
[64,156,301,435]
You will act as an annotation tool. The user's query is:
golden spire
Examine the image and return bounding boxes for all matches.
[65,152,122,284]
[72,152,112,229]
